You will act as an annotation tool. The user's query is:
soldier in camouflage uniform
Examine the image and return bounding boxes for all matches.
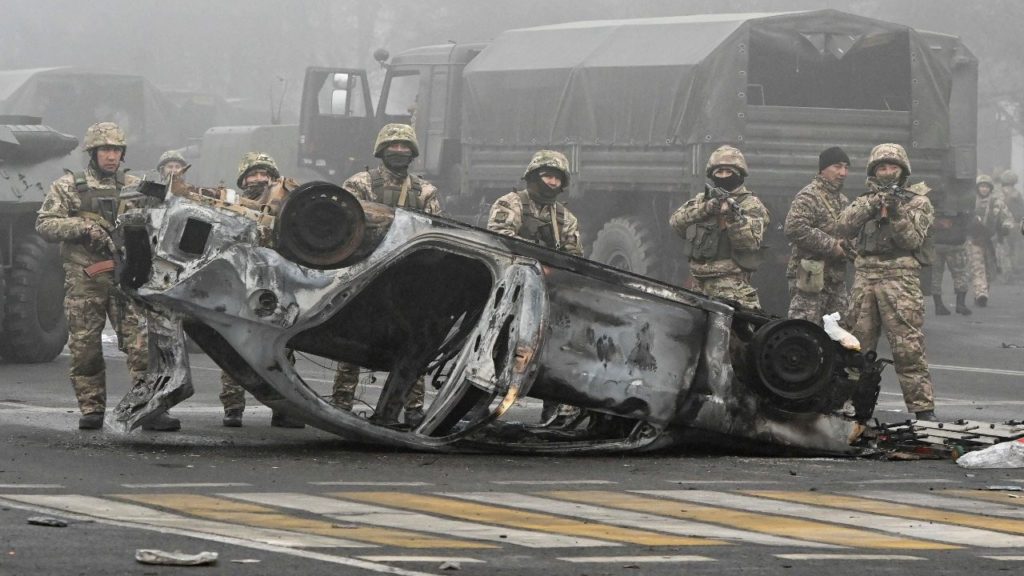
[331,124,439,426]
[836,143,936,420]
[670,145,770,309]
[928,187,972,315]
[156,150,187,179]
[784,146,851,325]
[998,170,1023,280]
[488,149,583,426]
[35,122,179,431]
[966,174,1015,307]
[220,152,305,428]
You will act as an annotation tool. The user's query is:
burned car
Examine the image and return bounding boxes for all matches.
[113,181,885,454]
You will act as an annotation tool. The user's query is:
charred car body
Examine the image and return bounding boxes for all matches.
[114,181,885,454]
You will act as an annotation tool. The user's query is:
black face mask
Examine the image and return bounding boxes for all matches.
[242,181,270,200]
[383,150,414,171]
[711,172,744,191]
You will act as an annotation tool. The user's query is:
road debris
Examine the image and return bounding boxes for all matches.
[135,549,218,566]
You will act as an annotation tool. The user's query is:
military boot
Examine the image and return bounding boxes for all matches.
[222,409,243,427]
[932,294,950,315]
[975,294,988,307]
[78,412,104,430]
[955,292,972,315]
[142,412,181,431]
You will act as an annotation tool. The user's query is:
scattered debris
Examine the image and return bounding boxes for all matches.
[957,439,1024,469]
[982,486,1024,491]
[230,558,262,564]
[439,560,461,570]
[135,549,218,566]
[870,419,1024,460]
[27,516,67,527]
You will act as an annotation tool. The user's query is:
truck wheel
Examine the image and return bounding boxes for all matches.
[590,217,663,277]
[0,234,68,363]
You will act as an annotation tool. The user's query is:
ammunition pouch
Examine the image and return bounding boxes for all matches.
[856,219,895,256]
[683,221,730,262]
[796,258,825,293]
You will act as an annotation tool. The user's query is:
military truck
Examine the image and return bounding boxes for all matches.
[0,117,77,362]
[298,10,978,314]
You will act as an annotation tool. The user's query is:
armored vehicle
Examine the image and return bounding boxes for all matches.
[299,10,977,314]
[0,117,77,362]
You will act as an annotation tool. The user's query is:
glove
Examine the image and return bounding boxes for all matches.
[83,223,115,255]
[702,197,722,216]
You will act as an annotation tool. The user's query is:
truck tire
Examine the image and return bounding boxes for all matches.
[0,234,68,363]
[590,217,663,277]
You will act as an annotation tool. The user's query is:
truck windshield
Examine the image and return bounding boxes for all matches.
[383,72,420,117]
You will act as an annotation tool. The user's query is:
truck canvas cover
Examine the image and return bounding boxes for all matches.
[462,10,969,151]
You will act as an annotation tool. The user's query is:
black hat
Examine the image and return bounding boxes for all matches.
[819,146,850,172]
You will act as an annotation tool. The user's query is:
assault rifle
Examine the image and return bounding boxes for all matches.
[875,184,913,222]
[703,183,745,218]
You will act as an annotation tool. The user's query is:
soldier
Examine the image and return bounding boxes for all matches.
[784,146,852,325]
[156,150,187,179]
[998,170,1023,280]
[35,122,179,431]
[330,124,440,427]
[220,152,305,428]
[836,143,936,421]
[966,174,1014,307]
[669,145,770,309]
[488,149,583,426]
[928,187,972,316]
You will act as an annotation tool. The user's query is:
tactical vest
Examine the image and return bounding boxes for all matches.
[71,169,126,229]
[370,166,424,209]
[681,192,764,270]
[516,190,566,250]
[856,217,931,265]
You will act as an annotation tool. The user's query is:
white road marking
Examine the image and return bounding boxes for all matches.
[0,494,372,548]
[309,482,433,487]
[357,556,485,563]
[833,479,957,485]
[930,364,1024,377]
[0,484,63,489]
[227,492,616,548]
[775,554,923,561]
[491,480,616,485]
[641,490,1024,548]
[982,556,1024,561]
[559,555,713,563]
[447,492,838,548]
[121,482,252,489]
[855,490,1024,519]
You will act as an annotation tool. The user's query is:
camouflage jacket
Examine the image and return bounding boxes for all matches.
[1001,184,1024,220]
[836,179,933,276]
[783,176,849,281]
[974,193,1015,238]
[487,190,583,256]
[343,164,441,215]
[669,185,770,278]
[36,166,140,267]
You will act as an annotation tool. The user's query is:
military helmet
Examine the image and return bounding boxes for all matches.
[83,122,127,151]
[236,152,280,187]
[157,150,187,171]
[705,145,748,178]
[373,123,420,158]
[999,169,1018,186]
[866,143,911,179]
[976,173,995,188]
[523,149,570,185]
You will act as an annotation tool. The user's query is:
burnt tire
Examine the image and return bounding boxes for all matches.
[746,318,834,411]
[589,217,663,278]
[0,233,68,363]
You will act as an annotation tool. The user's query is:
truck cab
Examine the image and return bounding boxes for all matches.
[298,43,484,187]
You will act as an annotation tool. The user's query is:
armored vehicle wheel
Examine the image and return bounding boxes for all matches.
[747,318,834,409]
[0,233,68,363]
[590,217,664,278]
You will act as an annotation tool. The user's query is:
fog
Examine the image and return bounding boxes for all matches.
[2,0,1022,168]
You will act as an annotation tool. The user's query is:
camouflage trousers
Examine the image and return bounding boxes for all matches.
[786,278,848,326]
[930,242,970,295]
[693,272,761,309]
[64,264,147,416]
[966,238,995,299]
[332,361,425,412]
[845,271,934,413]
[219,349,296,412]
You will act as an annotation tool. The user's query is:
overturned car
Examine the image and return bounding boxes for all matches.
[113,181,885,454]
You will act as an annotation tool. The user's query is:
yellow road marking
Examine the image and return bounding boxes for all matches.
[333,491,723,546]
[747,491,1024,535]
[115,494,493,549]
[544,490,952,549]
[943,489,1024,507]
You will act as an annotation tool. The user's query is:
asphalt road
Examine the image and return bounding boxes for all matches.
[1,282,1022,575]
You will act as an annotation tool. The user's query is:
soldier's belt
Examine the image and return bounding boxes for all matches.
[83,259,115,278]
